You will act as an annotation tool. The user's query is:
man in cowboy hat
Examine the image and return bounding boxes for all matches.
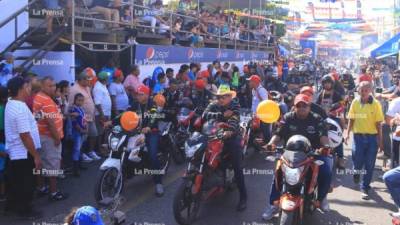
[202,84,247,211]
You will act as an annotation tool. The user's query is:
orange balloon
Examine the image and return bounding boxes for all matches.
[120,111,139,131]
[153,94,166,107]
[256,100,280,123]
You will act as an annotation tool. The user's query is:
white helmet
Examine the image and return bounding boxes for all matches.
[325,118,343,148]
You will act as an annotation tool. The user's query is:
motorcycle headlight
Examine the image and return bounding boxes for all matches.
[110,137,120,151]
[185,142,202,158]
[282,165,304,186]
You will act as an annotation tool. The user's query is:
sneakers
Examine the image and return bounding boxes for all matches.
[88,151,101,161]
[49,191,69,201]
[36,186,49,197]
[155,184,164,197]
[81,153,93,163]
[320,198,330,212]
[390,211,400,219]
[361,189,370,200]
[262,205,279,221]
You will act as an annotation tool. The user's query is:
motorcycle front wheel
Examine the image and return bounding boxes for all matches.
[280,209,302,225]
[173,178,201,225]
[94,167,123,203]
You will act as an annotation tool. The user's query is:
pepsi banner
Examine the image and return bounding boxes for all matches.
[134,44,269,65]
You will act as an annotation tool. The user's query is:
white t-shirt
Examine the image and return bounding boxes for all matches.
[386,97,400,141]
[93,81,112,117]
[108,82,129,111]
[252,84,269,114]
[5,99,41,160]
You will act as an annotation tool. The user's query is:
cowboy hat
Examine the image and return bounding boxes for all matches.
[213,84,236,98]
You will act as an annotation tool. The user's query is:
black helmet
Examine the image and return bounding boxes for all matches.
[270,91,282,102]
[286,135,311,153]
[321,74,334,84]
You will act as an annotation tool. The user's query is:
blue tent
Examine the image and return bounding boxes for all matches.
[371,33,400,58]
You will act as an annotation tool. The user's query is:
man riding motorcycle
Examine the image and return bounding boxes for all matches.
[202,85,247,211]
[130,85,169,197]
[317,75,346,169]
[262,94,333,220]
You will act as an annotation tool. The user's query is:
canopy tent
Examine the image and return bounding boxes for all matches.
[371,33,400,58]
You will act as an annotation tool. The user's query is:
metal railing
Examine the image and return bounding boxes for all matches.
[71,0,276,51]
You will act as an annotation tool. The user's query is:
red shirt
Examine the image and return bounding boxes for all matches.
[358,73,372,83]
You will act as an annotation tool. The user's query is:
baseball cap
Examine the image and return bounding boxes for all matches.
[76,71,92,81]
[137,84,150,95]
[97,71,110,81]
[72,206,104,225]
[194,79,206,90]
[294,94,311,106]
[246,75,261,83]
[113,69,124,78]
[300,86,314,95]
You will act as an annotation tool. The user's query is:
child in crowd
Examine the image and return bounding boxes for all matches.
[70,93,88,177]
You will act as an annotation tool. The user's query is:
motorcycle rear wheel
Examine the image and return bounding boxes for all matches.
[173,178,201,225]
[94,167,123,203]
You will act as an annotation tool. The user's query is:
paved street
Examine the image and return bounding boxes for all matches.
[0,144,396,225]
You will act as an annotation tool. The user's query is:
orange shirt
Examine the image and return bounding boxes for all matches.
[33,92,64,138]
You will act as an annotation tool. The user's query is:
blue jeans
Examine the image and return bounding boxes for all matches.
[224,135,247,200]
[352,134,378,190]
[72,132,83,162]
[260,122,271,143]
[268,155,332,204]
[145,133,162,184]
[383,166,400,207]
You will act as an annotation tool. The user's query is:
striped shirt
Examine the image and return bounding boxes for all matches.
[5,99,41,160]
[33,92,64,138]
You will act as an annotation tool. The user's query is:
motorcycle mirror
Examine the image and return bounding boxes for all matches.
[314,160,324,166]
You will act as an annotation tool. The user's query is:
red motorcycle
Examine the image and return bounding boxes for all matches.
[173,120,235,225]
[269,135,327,225]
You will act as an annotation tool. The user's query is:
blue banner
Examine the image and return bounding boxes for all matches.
[134,44,269,65]
[300,40,317,59]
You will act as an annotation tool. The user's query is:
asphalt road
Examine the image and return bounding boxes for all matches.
[0,143,396,225]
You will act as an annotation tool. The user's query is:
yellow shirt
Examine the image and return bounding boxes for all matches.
[347,97,384,134]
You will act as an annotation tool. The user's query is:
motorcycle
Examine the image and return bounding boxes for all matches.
[269,140,326,225]
[95,123,171,203]
[173,120,236,225]
[173,107,203,164]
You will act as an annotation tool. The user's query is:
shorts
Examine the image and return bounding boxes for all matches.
[95,116,110,136]
[44,0,60,10]
[39,135,62,177]
[87,121,98,137]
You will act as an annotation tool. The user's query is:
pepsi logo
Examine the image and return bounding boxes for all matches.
[146,47,155,59]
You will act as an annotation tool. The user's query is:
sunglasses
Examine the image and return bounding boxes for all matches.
[217,94,230,100]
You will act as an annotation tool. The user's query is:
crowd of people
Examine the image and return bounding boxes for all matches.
[45,0,277,47]
[1,48,400,224]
